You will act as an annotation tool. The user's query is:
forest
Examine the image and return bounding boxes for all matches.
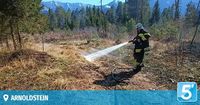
[0,0,199,50]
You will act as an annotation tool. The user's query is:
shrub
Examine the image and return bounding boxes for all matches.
[149,22,179,39]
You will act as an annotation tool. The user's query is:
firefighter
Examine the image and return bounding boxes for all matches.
[129,23,151,69]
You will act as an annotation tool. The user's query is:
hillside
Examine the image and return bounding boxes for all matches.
[41,0,119,13]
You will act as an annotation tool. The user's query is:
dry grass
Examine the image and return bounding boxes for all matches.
[143,40,200,89]
[0,37,199,90]
[0,49,55,89]
[0,40,106,90]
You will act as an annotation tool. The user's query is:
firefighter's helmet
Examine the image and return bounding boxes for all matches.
[136,23,144,30]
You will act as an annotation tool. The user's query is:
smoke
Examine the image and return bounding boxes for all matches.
[84,42,128,62]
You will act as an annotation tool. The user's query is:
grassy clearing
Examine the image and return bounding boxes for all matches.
[0,38,200,90]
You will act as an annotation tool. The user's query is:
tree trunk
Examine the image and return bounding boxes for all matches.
[191,25,199,45]
[17,23,22,49]
[140,0,144,23]
[5,35,10,50]
[0,35,3,49]
[191,0,200,45]
[0,27,3,49]
[10,20,17,50]
[41,33,44,52]
[0,17,4,49]
[100,0,103,12]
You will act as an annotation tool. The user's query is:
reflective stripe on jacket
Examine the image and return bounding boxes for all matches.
[135,49,142,53]
[138,33,151,41]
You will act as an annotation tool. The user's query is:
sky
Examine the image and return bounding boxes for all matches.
[42,0,125,5]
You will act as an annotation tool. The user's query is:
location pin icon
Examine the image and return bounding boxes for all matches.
[3,94,9,101]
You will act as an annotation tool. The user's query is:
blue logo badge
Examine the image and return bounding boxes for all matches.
[177,82,197,102]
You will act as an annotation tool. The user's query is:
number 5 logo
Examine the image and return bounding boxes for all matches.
[177,82,197,102]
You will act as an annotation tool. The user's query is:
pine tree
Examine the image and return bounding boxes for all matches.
[191,0,200,45]
[100,0,103,12]
[185,2,198,27]
[140,0,151,25]
[64,10,72,30]
[85,7,92,26]
[91,6,97,27]
[55,6,66,29]
[106,6,116,24]
[0,0,45,50]
[96,7,102,28]
[128,0,139,21]
[48,9,57,31]
[161,8,171,23]
[71,9,80,30]
[79,8,86,29]
[122,1,129,24]
[127,0,150,24]
[0,12,10,49]
[116,2,124,24]
[126,18,136,34]
[150,0,160,25]
[174,0,180,20]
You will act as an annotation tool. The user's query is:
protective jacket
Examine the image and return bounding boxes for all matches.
[129,29,151,53]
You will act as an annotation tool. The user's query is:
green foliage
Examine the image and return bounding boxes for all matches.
[71,9,80,29]
[127,0,150,24]
[150,0,160,25]
[0,0,47,50]
[185,2,198,27]
[161,7,173,23]
[48,9,57,31]
[141,0,151,25]
[149,22,179,38]
[116,25,128,39]
[127,0,139,21]
[79,8,86,29]
[65,10,72,30]
[174,0,180,20]
[55,6,66,29]
[1,0,196,45]
[47,6,110,31]
[126,18,136,33]
[122,2,128,24]
[116,2,123,24]
[106,6,116,24]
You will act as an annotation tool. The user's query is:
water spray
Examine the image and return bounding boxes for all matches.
[84,42,128,62]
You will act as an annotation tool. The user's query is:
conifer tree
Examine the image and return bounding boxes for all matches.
[150,0,160,25]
